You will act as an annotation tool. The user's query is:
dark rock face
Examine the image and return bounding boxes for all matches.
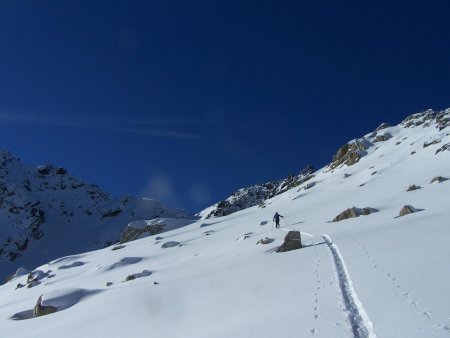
[435,143,450,155]
[406,185,421,191]
[399,205,416,217]
[332,207,376,222]
[33,295,57,317]
[423,139,441,148]
[277,231,302,252]
[202,166,315,219]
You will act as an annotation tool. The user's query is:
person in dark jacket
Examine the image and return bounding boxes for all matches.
[273,212,284,228]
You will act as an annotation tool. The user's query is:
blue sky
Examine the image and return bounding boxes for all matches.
[0,0,449,212]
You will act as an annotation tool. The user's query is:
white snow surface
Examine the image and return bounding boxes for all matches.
[1,111,450,337]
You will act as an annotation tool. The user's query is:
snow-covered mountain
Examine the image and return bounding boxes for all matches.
[1,108,450,338]
[0,152,190,280]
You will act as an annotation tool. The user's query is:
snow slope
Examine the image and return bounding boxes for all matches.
[0,109,449,338]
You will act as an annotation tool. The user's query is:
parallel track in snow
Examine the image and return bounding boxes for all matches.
[322,235,377,338]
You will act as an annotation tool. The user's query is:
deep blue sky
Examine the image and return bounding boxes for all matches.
[0,1,449,212]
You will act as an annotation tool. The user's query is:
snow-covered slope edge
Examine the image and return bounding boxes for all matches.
[0,152,190,281]
[1,108,449,338]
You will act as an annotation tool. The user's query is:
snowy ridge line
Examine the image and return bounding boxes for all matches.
[322,235,377,338]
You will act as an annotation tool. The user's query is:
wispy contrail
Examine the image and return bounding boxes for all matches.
[0,112,202,140]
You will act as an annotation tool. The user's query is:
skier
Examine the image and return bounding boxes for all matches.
[273,212,284,228]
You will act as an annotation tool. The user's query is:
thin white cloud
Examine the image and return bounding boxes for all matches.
[0,112,202,140]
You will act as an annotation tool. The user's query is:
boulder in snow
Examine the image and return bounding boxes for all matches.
[430,176,447,184]
[33,295,57,317]
[332,207,376,222]
[406,185,421,191]
[277,231,302,252]
[399,205,417,217]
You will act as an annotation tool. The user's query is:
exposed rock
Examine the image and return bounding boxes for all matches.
[423,139,441,148]
[106,282,113,287]
[256,237,274,245]
[435,143,450,155]
[376,123,390,131]
[374,133,392,142]
[277,231,302,252]
[399,205,417,217]
[111,245,126,251]
[101,208,123,220]
[33,295,57,317]
[15,283,24,289]
[332,207,376,222]
[406,185,421,191]
[120,220,165,244]
[161,241,180,248]
[125,275,136,281]
[330,140,369,169]
[402,108,450,130]
[430,176,448,184]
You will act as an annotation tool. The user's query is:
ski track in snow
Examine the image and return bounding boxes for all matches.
[322,235,377,338]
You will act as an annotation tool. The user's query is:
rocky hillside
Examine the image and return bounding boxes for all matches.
[0,150,190,280]
[198,165,315,219]
[199,108,450,219]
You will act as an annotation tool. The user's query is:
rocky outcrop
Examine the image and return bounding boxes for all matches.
[374,133,392,142]
[430,176,448,184]
[406,185,421,191]
[376,123,390,131]
[399,205,417,217]
[277,231,302,252]
[435,143,450,155]
[330,140,368,169]
[402,108,450,130]
[332,207,376,222]
[120,220,165,244]
[200,165,315,219]
[33,295,57,317]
